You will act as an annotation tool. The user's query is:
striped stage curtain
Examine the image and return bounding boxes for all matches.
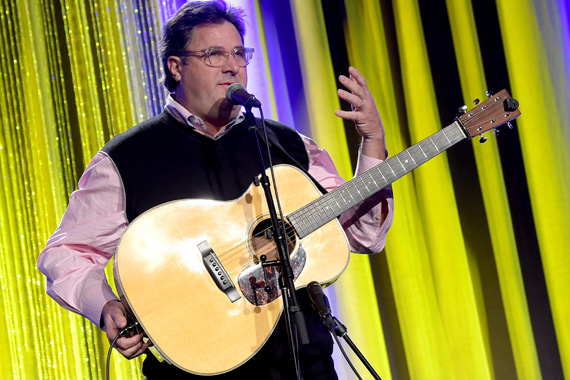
[0,0,568,379]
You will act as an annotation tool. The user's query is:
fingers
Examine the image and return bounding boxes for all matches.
[334,108,362,122]
[337,89,365,109]
[347,66,368,88]
[113,333,152,359]
[335,67,385,149]
[338,67,370,111]
[339,67,368,94]
[103,300,127,338]
[102,300,150,359]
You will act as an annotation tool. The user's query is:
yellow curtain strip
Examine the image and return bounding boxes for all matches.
[288,2,390,379]
[288,0,350,175]
[496,0,570,378]
[343,1,452,379]
[393,0,492,378]
[445,0,541,378]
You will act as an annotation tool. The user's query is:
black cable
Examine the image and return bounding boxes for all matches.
[332,332,364,380]
[106,322,139,380]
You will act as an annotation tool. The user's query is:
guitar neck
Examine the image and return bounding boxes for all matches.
[288,121,467,238]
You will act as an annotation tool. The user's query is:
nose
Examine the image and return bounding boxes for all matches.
[221,53,240,74]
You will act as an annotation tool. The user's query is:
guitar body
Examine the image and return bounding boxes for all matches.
[115,164,350,375]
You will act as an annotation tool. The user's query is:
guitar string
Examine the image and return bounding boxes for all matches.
[217,176,384,277]
[215,180,372,276]
[212,188,360,277]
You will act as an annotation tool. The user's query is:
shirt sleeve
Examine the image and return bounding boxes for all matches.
[302,134,394,254]
[37,152,127,328]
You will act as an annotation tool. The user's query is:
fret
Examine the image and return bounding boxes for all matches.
[347,185,359,205]
[327,192,343,216]
[315,198,333,224]
[427,137,440,154]
[337,188,354,209]
[396,155,408,174]
[369,171,380,190]
[442,128,452,145]
[402,149,418,168]
[418,144,428,159]
[323,193,342,217]
[386,160,398,179]
[378,167,388,183]
[357,175,373,198]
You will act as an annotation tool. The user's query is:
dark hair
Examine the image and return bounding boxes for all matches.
[158,0,246,92]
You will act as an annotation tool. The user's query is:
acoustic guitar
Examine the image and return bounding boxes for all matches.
[115,90,520,375]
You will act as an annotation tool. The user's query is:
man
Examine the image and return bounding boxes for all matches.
[38,1,393,379]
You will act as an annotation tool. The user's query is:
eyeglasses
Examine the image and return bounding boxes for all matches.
[180,46,254,67]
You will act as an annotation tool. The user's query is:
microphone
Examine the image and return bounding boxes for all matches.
[307,281,336,332]
[225,83,261,108]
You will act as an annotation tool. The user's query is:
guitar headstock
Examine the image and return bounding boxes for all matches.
[459,89,521,139]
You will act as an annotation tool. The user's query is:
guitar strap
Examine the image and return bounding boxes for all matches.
[255,120,329,195]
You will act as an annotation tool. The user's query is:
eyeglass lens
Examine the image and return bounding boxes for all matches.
[207,48,252,67]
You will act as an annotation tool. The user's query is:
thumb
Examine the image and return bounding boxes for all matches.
[112,310,128,329]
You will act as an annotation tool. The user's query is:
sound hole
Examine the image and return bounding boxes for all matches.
[250,218,296,262]
[238,218,306,306]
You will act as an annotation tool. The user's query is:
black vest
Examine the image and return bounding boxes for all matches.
[102,111,310,222]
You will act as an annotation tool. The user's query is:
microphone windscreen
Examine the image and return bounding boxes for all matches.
[225,83,247,104]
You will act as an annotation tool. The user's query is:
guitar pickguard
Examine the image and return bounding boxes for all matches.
[237,245,306,306]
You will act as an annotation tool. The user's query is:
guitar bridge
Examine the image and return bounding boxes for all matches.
[198,240,241,303]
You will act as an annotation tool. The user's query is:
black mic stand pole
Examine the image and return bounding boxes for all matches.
[308,281,382,380]
[332,316,383,380]
[243,104,310,377]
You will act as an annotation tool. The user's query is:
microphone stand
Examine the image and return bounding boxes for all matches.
[332,315,383,380]
[243,104,309,378]
[308,282,382,380]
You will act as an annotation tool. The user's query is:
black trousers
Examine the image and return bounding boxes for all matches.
[142,292,338,380]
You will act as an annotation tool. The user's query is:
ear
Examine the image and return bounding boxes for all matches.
[167,56,184,82]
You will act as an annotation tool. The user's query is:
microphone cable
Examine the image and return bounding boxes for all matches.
[106,321,139,380]
[331,320,364,380]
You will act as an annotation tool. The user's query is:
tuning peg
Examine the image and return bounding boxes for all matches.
[458,105,468,114]
[485,90,494,97]
[479,135,488,143]
[507,121,513,129]
[504,98,519,112]
[473,98,480,105]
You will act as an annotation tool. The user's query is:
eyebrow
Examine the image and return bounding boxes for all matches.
[208,45,246,50]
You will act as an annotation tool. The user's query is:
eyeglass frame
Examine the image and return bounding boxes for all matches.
[178,46,254,68]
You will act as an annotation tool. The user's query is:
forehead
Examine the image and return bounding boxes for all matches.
[187,22,244,49]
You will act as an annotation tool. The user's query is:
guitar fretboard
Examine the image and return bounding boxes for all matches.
[288,121,467,238]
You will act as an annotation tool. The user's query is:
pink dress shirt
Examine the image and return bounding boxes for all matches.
[38,99,394,328]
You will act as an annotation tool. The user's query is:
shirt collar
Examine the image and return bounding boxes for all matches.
[165,94,244,139]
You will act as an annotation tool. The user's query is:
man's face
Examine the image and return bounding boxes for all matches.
[169,21,247,127]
